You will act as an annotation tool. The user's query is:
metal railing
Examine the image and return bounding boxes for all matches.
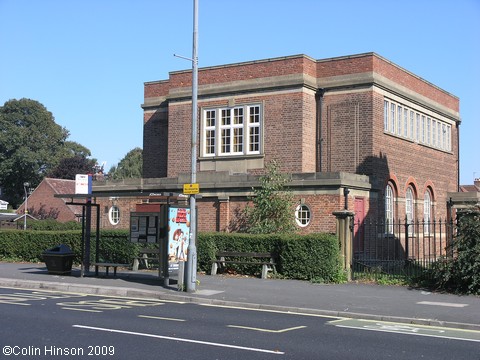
[352,218,454,279]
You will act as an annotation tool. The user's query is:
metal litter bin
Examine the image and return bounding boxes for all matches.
[43,244,75,275]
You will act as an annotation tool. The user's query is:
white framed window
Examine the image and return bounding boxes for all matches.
[416,113,421,142]
[383,98,452,152]
[390,103,396,133]
[397,106,402,136]
[384,100,389,131]
[409,110,414,140]
[204,109,216,155]
[108,205,120,225]
[385,184,394,234]
[424,190,432,234]
[202,104,261,157]
[406,187,415,235]
[427,118,431,145]
[295,204,311,227]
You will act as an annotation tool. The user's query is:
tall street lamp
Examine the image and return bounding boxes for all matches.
[23,182,30,230]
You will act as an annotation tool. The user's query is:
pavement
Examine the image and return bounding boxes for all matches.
[1,261,479,331]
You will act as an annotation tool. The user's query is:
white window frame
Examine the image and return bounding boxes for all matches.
[383,97,452,152]
[295,204,311,227]
[385,184,394,234]
[108,205,120,225]
[201,104,261,157]
[406,187,415,235]
[424,190,431,234]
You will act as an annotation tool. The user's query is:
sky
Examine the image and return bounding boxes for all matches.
[0,0,478,184]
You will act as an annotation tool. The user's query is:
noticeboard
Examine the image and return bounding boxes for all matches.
[130,212,160,243]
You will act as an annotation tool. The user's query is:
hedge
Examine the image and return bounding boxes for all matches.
[0,230,343,282]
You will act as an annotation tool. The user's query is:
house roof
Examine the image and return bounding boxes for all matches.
[43,178,83,216]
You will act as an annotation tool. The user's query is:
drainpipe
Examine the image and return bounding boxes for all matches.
[457,120,460,192]
[316,88,325,173]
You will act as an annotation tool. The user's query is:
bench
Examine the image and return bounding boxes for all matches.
[132,248,160,271]
[211,251,276,279]
[92,262,129,277]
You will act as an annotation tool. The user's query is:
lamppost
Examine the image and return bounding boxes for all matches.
[174,0,198,293]
[23,182,30,230]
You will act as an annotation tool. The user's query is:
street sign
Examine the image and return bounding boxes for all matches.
[183,183,200,194]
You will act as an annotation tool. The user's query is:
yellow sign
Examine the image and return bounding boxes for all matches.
[183,183,200,194]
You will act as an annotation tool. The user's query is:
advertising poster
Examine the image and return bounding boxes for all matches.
[168,207,190,262]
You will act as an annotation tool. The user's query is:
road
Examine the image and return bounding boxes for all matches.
[0,287,479,359]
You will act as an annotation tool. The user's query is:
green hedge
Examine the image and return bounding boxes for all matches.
[198,232,343,282]
[0,230,343,282]
[0,229,139,264]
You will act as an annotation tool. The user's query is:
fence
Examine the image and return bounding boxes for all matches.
[352,218,454,279]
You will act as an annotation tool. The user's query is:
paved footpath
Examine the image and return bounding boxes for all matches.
[0,261,479,330]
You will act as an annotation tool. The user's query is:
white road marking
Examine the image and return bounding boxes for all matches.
[73,325,285,355]
[61,307,102,313]
[329,319,480,343]
[200,303,341,319]
[228,325,307,333]
[138,315,186,322]
[417,301,469,308]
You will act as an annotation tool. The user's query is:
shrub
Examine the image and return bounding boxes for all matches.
[198,232,342,282]
[422,208,480,295]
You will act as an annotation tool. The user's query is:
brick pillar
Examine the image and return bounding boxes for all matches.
[333,210,355,281]
[218,196,230,232]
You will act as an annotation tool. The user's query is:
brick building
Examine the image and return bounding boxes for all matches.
[17,178,82,222]
[93,52,460,234]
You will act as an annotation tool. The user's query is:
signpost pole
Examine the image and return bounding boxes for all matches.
[185,0,198,293]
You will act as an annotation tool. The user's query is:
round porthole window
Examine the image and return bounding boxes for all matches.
[108,205,120,225]
[295,204,311,227]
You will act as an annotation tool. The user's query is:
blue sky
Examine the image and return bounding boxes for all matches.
[1,0,478,184]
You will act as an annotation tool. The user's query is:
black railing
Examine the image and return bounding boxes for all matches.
[352,218,454,279]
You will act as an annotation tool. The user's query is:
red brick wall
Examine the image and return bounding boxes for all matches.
[18,182,77,222]
[143,107,169,178]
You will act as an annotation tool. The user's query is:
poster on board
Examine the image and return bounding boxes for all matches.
[168,207,190,262]
[129,212,159,243]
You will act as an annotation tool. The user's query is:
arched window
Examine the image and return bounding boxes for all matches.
[424,190,432,233]
[385,184,394,233]
[108,205,120,226]
[295,204,311,227]
[406,187,415,234]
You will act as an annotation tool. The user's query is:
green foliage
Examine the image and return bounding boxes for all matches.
[61,141,92,158]
[29,219,83,231]
[198,232,343,282]
[420,208,480,295]
[276,234,344,282]
[108,147,143,180]
[0,229,138,264]
[0,229,343,283]
[0,98,70,207]
[243,160,296,234]
[47,155,97,180]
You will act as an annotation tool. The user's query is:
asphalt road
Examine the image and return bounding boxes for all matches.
[0,287,479,360]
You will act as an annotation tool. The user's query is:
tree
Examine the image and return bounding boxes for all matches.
[61,141,92,158]
[0,98,69,206]
[47,155,97,180]
[108,147,143,180]
[243,160,297,234]
[425,208,480,295]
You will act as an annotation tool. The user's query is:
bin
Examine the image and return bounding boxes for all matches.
[43,244,75,275]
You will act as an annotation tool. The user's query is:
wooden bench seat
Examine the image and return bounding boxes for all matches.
[211,251,276,279]
[92,262,129,277]
[132,248,160,271]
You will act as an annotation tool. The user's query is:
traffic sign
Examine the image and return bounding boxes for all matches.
[183,183,200,194]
